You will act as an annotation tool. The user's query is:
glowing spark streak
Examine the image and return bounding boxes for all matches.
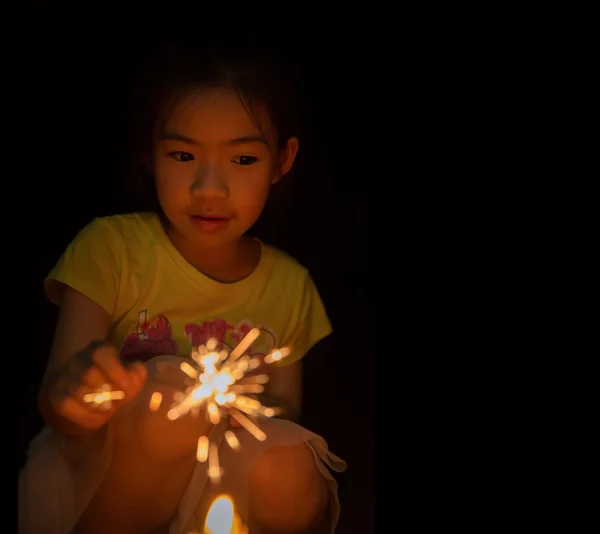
[197,436,209,462]
[258,406,281,417]
[149,392,163,412]
[264,347,291,365]
[208,442,223,484]
[248,357,261,370]
[229,408,267,441]
[227,328,260,363]
[240,373,269,385]
[180,361,198,379]
[234,395,261,411]
[224,430,241,451]
[207,402,221,424]
[83,385,125,409]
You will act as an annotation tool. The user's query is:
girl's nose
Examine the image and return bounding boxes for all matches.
[191,164,229,197]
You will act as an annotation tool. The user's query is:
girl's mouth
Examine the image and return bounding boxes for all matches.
[189,215,231,231]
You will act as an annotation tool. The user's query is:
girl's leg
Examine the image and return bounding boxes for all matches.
[247,443,330,534]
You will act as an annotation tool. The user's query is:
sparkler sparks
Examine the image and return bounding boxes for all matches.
[153,328,290,484]
[83,384,125,410]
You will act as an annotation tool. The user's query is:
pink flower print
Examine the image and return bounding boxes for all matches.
[184,319,234,349]
[121,311,178,362]
[145,316,171,341]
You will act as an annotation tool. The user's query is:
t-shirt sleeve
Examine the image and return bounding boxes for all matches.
[279,273,332,366]
[44,217,126,317]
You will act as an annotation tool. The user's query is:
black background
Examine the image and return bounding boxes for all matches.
[17,3,375,533]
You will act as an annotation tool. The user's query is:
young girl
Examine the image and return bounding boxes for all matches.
[18,44,346,534]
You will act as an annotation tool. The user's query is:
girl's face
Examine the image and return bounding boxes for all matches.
[152,88,298,251]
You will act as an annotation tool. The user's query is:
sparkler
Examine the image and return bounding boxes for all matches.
[152,328,291,484]
[82,384,125,410]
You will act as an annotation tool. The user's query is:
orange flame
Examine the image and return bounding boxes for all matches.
[203,494,247,533]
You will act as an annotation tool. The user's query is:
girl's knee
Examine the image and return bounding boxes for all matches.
[249,443,329,533]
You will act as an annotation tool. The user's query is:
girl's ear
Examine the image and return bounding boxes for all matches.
[271,137,299,184]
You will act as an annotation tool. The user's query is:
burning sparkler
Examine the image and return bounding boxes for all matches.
[83,384,125,410]
[153,327,291,484]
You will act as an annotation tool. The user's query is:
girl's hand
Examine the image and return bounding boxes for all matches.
[47,342,147,431]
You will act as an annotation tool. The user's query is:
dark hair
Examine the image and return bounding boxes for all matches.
[124,43,304,218]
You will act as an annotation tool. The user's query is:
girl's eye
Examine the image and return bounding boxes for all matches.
[232,155,259,166]
[169,151,195,162]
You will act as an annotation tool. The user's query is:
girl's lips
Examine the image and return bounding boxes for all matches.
[189,215,231,231]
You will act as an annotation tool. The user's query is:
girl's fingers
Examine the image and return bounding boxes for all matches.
[80,366,107,389]
[92,345,130,390]
[115,362,147,406]
[52,393,109,428]
[75,361,147,413]
[128,361,147,385]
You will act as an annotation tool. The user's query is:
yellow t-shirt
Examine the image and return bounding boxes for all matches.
[45,212,331,366]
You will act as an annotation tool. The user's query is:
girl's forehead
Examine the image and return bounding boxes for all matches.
[161,87,275,141]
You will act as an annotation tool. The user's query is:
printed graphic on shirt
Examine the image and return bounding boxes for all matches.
[185,318,278,358]
[121,312,278,363]
[121,310,179,362]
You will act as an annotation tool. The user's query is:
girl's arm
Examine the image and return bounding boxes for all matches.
[262,361,302,422]
[37,287,120,436]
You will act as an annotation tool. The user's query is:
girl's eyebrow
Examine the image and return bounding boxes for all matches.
[158,132,201,145]
[158,132,268,146]
[227,135,268,146]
